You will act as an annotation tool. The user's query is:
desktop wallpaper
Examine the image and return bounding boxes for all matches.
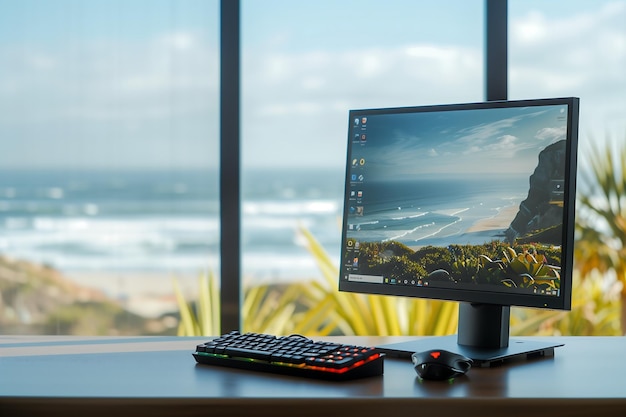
[343,103,570,296]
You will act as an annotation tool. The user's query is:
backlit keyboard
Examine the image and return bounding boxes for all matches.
[193,331,384,381]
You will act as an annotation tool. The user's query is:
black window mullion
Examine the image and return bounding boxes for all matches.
[485,0,508,101]
[219,0,241,333]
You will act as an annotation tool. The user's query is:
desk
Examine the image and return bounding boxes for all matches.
[1,336,625,417]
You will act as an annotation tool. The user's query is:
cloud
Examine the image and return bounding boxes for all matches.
[0,30,220,169]
[244,43,481,118]
[494,134,518,148]
[456,116,523,147]
[242,43,482,168]
[1,31,218,122]
[461,134,518,157]
[512,2,625,46]
[1,2,624,170]
[510,1,626,142]
[535,126,566,142]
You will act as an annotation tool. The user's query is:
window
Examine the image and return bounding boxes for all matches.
[240,0,483,332]
[0,0,219,334]
[509,0,626,150]
[7,1,617,337]
[509,0,626,335]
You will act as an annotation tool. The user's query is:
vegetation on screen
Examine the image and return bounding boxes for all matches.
[352,239,562,292]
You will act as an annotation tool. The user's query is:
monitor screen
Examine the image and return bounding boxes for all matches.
[339,97,579,362]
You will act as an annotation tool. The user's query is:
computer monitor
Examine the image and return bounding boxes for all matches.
[340,97,579,366]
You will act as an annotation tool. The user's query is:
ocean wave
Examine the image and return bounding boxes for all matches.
[28,216,219,233]
[391,211,428,221]
[413,217,463,242]
[383,221,436,242]
[356,220,379,226]
[243,199,339,216]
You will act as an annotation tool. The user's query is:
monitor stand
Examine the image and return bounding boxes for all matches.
[376,303,564,367]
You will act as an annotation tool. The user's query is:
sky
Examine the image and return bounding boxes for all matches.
[0,0,624,170]
[358,103,569,178]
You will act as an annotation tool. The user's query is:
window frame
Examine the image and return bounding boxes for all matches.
[218,0,507,331]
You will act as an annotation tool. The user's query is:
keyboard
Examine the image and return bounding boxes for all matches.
[193,331,384,381]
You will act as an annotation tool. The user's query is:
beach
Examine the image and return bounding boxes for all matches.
[465,204,519,233]
[65,267,327,319]
[406,203,520,251]
[66,270,200,318]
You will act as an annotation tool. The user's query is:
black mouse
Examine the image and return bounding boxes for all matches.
[411,349,473,380]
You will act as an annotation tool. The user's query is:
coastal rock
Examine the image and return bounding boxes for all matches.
[505,140,566,244]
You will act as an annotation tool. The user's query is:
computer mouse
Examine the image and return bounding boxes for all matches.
[411,349,473,380]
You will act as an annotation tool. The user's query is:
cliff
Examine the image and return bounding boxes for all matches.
[505,140,567,245]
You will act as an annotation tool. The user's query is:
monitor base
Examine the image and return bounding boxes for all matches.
[377,335,563,367]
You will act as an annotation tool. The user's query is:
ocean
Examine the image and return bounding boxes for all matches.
[0,169,344,286]
[0,169,528,291]
[352,174,529,247]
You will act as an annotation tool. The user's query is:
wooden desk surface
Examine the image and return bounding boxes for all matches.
[1,335,625,417]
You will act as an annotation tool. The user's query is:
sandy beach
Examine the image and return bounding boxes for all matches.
[465,204,518,233]
[66,270,201,318]
[64,270,319,319]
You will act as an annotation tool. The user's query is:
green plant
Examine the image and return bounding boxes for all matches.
[511,270,622,336]
[576,137,626,330]
[175,223,622,337]
[499,246,560,290]
[172,271,220,336]
[174,228,459,337]
[297,226,458,336]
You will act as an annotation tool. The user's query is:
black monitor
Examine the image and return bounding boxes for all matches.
[340,97,579,366]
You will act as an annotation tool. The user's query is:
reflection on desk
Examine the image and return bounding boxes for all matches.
[1,335,625,417]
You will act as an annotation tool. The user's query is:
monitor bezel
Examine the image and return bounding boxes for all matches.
[339,97,579,312]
